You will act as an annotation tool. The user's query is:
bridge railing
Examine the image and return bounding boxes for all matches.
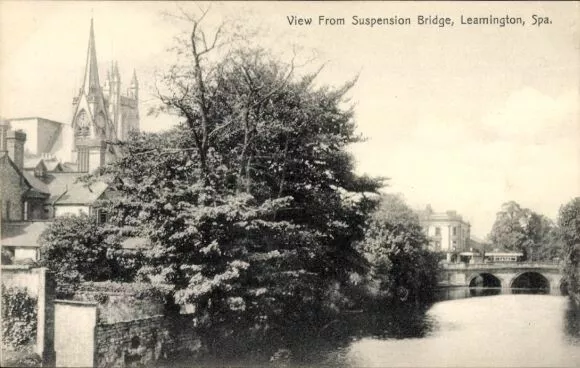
[441,261,562,271]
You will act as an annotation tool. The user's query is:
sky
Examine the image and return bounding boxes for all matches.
[1,1,578,237]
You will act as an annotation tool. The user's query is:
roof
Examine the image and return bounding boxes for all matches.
[44,160,63,172]
[2,116,65,125]
[487,251,524,257]
[33,172,107,205]
[1,221,51,248]
[24,157,62,172]
[61,162,79,172]
[24,157,45,170]
[21,170,50,195]
[0,152,32,190]
[55,179,108,205]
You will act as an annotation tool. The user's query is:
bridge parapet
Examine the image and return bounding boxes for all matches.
[441,262,561,271]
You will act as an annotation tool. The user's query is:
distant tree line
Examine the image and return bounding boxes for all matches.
[488,201,565,261]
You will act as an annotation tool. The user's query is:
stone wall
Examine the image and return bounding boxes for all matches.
[95,314,200,367]
[66,282,171,324]
[1,266,56,366]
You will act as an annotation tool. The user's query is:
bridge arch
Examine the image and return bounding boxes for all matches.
[468,273,502,288]
[510,271,550,290]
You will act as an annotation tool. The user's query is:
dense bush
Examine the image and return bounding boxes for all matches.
[0,350,42,367]
[356,194,440,305]
[560,198,580,303]
[1,285,37,350]
[38,214,142,287]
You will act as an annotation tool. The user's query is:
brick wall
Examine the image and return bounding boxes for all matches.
[95,314,200,367]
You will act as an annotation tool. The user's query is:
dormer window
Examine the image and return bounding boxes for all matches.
[34,166,46,178]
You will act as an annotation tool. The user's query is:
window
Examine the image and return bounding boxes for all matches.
[98,210,108,224]
[435,227,441,236]
[23,201,28,221]
[452,226,457,236]
[78,147,89,172]
[34,166,46,177]
[5,200,11,220]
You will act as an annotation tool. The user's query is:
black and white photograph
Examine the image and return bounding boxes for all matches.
[0,1,579,367]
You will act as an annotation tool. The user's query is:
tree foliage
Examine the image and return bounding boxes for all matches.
[357,194,439,303]
[488,201,558,261]
[1,286,37,350]
[38,214,123,286]
[91,10,383,354]
[559,198,580,300]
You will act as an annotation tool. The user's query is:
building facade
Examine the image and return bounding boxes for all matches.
[71,19,139,172]
[1,19,139,172]
[1,19,136,263]
[420,205,471,252]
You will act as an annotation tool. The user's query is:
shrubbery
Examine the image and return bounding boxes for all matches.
[1,285,37,350]
[39,214,143,288]
[559,198,580,303]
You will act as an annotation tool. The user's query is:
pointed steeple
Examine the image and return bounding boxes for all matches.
[129,69,139,100]
[82,18,101,95]
[130,69,138,86]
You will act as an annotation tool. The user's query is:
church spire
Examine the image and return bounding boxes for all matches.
[131,69,138,84]
[82,18,101,95]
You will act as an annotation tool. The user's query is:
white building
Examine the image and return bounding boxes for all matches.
[419,205,471,253]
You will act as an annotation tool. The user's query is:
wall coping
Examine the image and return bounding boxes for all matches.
[97,314,166,326]
[54,299,98,307]
[1,265,35,270]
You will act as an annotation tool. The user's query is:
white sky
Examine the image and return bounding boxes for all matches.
[1,1,578,237]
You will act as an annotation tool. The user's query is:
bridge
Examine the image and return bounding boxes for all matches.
[438,262,563,291]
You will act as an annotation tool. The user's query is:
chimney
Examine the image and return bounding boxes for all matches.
[0,122,9,151]
[6,130,26,170]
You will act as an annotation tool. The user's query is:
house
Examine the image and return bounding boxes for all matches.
[1,19,140,263]
[419,205,471,253]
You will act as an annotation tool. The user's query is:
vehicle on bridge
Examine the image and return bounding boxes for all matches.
[458,250,524,264]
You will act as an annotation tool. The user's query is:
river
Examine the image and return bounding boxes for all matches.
[190,288,580,367]
[288,289,580,367]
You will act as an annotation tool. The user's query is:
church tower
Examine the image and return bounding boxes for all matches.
[71,19,140,172]
[71,19,111,172]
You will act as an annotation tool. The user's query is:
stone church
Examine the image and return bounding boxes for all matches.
[2,19,139,173]
[1,19,140,262]
[72,19,139,172]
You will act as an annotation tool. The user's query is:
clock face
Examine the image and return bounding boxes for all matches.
[75,110,90,136]
[76,111,89,127]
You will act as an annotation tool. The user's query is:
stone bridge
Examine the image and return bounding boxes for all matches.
[438,262,564,291]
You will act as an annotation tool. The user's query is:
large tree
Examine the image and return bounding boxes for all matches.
[93,9,382,353]
[559,198,580,301]
[357,194,439,304]
[488,201,556,261]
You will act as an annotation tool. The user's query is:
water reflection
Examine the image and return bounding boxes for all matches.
[296,289,580,367]
[435,286,554,301]
[186,289,580,367]
[564,300,580,343]
[435,287,501,301]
